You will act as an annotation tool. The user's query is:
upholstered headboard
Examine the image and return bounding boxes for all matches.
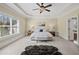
[34,26,46,32]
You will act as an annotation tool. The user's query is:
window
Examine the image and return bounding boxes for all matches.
[0,14,19,38]
[12,19,19,34]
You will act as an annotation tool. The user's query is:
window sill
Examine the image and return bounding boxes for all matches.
[0,33,20,42]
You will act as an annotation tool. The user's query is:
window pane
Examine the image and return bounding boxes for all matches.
[12,19,18,34]
[12,28,17,34]
[0,27,1,37]
[12,19,17,26]
[0,15,2,37]
[1,27,10,36]
[2,16,10,25]
[0,16,2,37]
[0,15,3,25]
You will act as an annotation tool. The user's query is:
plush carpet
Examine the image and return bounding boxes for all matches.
[21,45,62,55]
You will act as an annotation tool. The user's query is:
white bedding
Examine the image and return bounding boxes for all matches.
[30,31,53,41]
[30,26,53,41]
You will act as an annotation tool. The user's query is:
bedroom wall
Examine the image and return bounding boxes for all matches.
[0,4,26,48]
[57,8,79,44]
[26,17,58,32]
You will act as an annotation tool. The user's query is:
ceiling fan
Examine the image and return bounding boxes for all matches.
[33,3,52,13]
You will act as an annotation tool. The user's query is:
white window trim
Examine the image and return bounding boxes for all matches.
[10,18,12,35]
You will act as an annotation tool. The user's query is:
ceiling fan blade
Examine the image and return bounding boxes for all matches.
[45,9,50,12]
[44,4,52,8]
[36,3,41,7]
[33,8,39,10]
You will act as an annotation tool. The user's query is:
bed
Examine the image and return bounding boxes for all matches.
[30,26,53,41]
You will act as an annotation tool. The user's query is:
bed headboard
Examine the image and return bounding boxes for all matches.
[34,26,46,32]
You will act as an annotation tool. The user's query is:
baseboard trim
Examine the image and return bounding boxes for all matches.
[58,35,67,40]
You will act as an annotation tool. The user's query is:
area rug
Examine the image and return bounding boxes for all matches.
[21,45,62,55]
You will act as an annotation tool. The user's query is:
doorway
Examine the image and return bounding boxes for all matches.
[68,17,78,43]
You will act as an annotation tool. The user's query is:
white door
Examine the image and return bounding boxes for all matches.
[68,17,78,41]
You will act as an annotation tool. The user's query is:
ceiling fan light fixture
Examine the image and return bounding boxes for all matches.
[33,3,52,13]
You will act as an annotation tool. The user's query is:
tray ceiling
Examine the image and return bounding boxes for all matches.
[6,3,79,18]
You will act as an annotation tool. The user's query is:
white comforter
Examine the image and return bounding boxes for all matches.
[30,31,53,41]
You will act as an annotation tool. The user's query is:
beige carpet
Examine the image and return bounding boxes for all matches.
[0,36,79,55]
